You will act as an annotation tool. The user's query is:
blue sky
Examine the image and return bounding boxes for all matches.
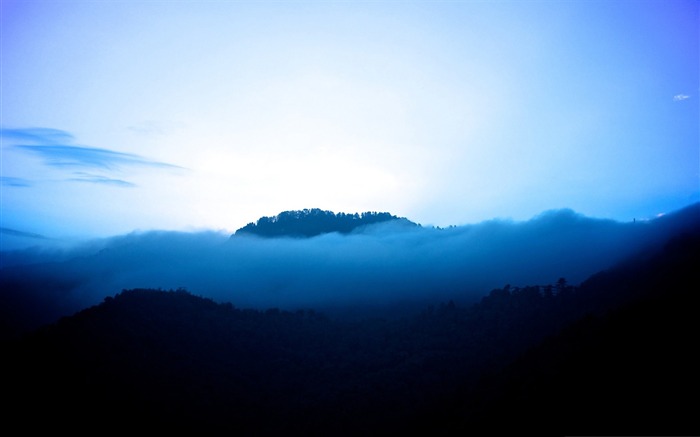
[1,0,698,248]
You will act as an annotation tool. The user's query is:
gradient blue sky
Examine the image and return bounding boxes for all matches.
[1,0,698,248]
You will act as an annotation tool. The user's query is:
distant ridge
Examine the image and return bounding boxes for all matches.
[232,208,418,238]
[5,225,698,435]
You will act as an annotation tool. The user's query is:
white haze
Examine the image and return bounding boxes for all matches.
[1,204,698,334]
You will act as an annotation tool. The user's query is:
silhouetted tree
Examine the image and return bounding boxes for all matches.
[233,208,416,238]
[556,277,568,295]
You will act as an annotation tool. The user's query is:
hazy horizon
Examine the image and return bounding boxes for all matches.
[1,200,699,253]
[1,1,697,247]
[3,202,698,335]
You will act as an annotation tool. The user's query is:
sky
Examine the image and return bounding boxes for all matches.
[1,0,698,249]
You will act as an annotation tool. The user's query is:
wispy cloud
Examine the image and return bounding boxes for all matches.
[0,176,32,187]
[673,94,690,101]
[16,144,182,171]
[0,227,50,240]
[1,127,183,187]
[68,172,136,187]
[0,127,74,144]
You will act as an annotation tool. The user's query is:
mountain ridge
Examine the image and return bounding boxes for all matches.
[232,208,418,238]
[4,223,699,435]
[1,202,698,340]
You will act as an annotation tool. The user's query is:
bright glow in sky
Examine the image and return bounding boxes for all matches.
[1,0,698,247]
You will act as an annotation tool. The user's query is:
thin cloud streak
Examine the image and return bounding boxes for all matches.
[68,173,136,187]
[0,176,32,187]
[0,127,74,144]
[2,127,183,170]
[0,227,50,240]
[16,144,182,171]
[1,127,184,188]
[673,94,690,101]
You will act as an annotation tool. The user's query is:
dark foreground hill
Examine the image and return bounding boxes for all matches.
[4,229,699,436]
[233,208,417,238]
[416,228,700,436]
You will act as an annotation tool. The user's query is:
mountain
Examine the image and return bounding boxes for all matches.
[414,225,700,436]
[232,208,418,238]
[4,222,698,435]
[1,203,698,342]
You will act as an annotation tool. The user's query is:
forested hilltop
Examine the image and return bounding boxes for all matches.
[233,208,417,238]
[5,225,698,436]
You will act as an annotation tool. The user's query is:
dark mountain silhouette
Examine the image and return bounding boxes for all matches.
[4,221,698,435]
[412,226,700,436]
[233,208,417,238]
[2,203,697,342]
